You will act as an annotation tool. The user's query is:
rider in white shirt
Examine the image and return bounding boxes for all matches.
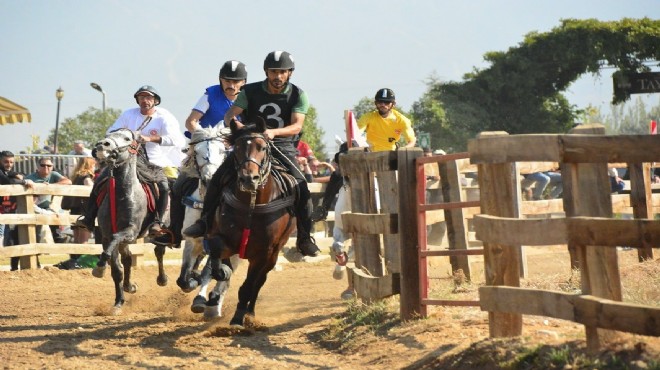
[74,85,185,234]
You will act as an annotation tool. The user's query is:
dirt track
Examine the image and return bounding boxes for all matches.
[0,247,658,369]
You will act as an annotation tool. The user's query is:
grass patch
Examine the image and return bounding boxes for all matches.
[320,297,400,352]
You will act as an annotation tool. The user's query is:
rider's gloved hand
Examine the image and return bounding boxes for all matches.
[311,205,328,223]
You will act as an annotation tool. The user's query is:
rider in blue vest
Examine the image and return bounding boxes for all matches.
[153,60,247,247]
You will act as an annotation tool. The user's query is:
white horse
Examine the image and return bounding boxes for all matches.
[176,125,240,319]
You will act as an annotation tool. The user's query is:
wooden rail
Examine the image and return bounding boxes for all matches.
[0,183,153,268]
[468,124,660,352]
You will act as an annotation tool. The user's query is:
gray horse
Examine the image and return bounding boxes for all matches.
[176,126,240,319]
[91,128,168,310]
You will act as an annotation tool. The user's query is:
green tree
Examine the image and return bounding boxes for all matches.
[300,105,328,160]
[419,18,660,151]
[48,107,121,153]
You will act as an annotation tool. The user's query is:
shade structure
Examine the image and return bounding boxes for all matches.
[0,96,31,125]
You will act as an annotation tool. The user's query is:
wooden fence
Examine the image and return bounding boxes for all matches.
[0,182,333,270]
[0,183,152,269]
[469,124,659,351]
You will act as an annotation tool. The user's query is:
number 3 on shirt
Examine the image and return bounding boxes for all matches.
[258,103,284,128]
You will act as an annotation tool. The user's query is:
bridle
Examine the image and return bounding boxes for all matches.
[233,132,272,190]
[101,128,141,168]
[188,135,225,185]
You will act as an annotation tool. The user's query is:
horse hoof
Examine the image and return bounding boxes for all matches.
[333,265,346,280]
[203,305,221,319]
[229,314,244,327]
[92,266,106,278]
[191,296,207,314]
[124,283,138,294]
[157,275,168,287]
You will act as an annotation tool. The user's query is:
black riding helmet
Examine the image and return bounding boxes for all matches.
[134,85,161,105]
[220,60,248,80]
[263,50,295,71]
[375,88,395,102]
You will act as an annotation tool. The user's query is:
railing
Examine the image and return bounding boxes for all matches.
[0,184,152,269]
[469,124,660,352]
[13,154,89,178]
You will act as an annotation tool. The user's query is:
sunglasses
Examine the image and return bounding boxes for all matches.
[40,164,53,168]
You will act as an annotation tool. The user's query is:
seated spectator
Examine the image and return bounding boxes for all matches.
[522,171,562,200]
[0,150,34,270]
[312,161,335,183]
[609,167,625,193]
[57,157,97,269]
[26,157,72,244]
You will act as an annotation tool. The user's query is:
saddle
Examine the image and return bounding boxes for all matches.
[95,176,157,213]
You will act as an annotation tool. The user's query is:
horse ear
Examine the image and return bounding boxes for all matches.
[255,116,267,133]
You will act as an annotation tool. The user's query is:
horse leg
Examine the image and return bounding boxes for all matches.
[245,256,277,320]
[203,255,238,319]
[92,239,111,278]
[230,260,266,327]
[154,244,168,286]
[177,239,204,293]
[110,250,125,310]
[121,248,137,294]
[192,257,213,313]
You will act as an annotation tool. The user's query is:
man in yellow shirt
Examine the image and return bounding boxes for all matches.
[357,88,416,151]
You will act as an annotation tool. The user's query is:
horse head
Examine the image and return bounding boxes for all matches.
[229,117,270,192]
[95,129,140,167]
[182,126,229,184]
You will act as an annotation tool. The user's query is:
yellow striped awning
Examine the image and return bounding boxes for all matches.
[0,96,31,125]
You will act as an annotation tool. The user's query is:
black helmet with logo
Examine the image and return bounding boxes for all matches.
[263,50,295,71]
[375,88,395,102]
[219,60,248,80]
[133,85,161,105]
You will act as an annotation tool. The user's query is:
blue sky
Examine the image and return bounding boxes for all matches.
[1,0,658,155]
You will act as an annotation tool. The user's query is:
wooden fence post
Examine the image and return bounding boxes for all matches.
[398,148,422,319]
[563,123,622,352]
[628,162,655,261]
[15,193,38,269]
[475,132,523,337]
[439,159,472,279]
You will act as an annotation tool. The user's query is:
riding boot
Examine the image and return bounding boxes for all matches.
[73,191,98,231]
[150,180,169,234]
[153,188,184,247]
[295,182,321,257]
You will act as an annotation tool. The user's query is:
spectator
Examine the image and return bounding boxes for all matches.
[357,88,416,152]
[0,150,34,270]
[68,140,92,156]
[26,156,72,244]
[26,157,72,208]
[57,157,96,269]
[153,60,247,248]
[310,142,353,298]
[609,167,626,193]
[521,171,562,200]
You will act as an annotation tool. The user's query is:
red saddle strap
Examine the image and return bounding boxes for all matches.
[97,180,157,233]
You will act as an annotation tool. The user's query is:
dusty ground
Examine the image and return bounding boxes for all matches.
[0,246,658,369]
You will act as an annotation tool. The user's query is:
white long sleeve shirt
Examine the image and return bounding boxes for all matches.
[107,107,186,168]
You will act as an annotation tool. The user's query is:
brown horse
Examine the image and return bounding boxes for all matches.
[206,117,297,327]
